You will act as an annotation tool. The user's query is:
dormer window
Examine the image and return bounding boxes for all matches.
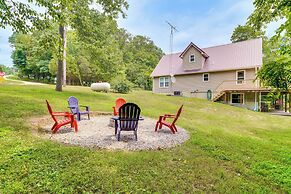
[189,54,195,62]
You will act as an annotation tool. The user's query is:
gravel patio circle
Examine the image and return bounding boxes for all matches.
[35,115,189,151]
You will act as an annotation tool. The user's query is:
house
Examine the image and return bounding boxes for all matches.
[151,38,270,111]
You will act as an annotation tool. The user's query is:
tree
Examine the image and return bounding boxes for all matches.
[1,0,128,91]
[258,58,291,90]
[248,0,291,111]
[122,35,164,90]
[10,30,56,81]
[6,2,164,91]
[0,64,13,74]
[9,33,31,78]
[231,25,263,43]
[247,0,291,38]
[257,37,291,111]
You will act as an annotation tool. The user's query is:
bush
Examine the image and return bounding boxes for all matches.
[111,77,132,94]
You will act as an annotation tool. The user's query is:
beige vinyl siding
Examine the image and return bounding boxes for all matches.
[153,77,171,94]
[182,47,205,70]
[153,68,257,98]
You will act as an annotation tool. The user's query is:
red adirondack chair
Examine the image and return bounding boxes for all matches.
[112,98,126,116]
[155,105,183,134]
[46,100,78,134]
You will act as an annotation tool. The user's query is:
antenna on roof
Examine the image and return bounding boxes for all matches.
[166,21,178,93]
[166,21,178,55]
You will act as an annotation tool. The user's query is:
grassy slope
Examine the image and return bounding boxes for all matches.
[0,82,290,193]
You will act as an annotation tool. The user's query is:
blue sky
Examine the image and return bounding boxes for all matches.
[0,0,280,66]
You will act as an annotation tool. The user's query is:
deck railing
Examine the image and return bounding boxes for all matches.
[212,79,262,101]
[214,79,260,94]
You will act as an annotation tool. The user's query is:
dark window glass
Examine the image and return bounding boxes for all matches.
[232,94,243,103]
[203,74,209,81]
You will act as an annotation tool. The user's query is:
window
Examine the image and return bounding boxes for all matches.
[231,93,244,104]
[189,54,195,62]
[203,73,209,82]
[159,76,170,88]
[236,70,245,84]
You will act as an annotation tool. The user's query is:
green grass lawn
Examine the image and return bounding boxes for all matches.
[0,81,290,193]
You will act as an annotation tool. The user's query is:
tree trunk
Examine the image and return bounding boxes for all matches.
[55,25,65,92]
[63,26,67,87]
[76,61,83,86]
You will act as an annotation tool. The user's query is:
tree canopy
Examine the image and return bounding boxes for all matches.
[248,0,291,38]
[231,25,263,43]
[245,0,291,93]
[0,0,128,32]
[0,64,13,74]
[1,0,129,91]
[9,16,164,90]
[257,37,291,90]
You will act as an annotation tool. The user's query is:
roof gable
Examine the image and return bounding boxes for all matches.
[179,42,209,58]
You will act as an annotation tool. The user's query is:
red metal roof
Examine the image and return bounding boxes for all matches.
[151,38,262,77]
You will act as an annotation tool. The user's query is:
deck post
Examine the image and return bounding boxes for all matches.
[255,92,258,111]
[285,93,288,112]
[259,92,261,112]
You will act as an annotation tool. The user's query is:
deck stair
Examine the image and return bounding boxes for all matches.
[212,91,226,102]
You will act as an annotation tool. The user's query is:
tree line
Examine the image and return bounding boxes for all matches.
[2,0,140,92]
[0,64,13,74]
[9,14,163,91]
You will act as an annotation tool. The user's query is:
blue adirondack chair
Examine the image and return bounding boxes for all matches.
[68,96,90,121]
[117,103,141,141]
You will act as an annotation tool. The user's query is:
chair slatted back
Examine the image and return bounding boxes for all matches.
[46,100,57,123]
[172,105,183,125]
[119,103,141,131]
[68,96,79,114]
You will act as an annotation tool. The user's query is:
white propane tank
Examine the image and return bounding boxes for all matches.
[90,82,110,92]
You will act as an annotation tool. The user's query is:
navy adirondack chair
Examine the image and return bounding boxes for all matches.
[68,96,90,121]
[117,103,141,141]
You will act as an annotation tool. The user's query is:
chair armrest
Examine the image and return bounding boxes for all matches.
[163,114,175,118]
[160,114,175,121]
[68,106,77,109]
[82,106,89,111]
[52,112,72,116]
[164,114,175,117]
